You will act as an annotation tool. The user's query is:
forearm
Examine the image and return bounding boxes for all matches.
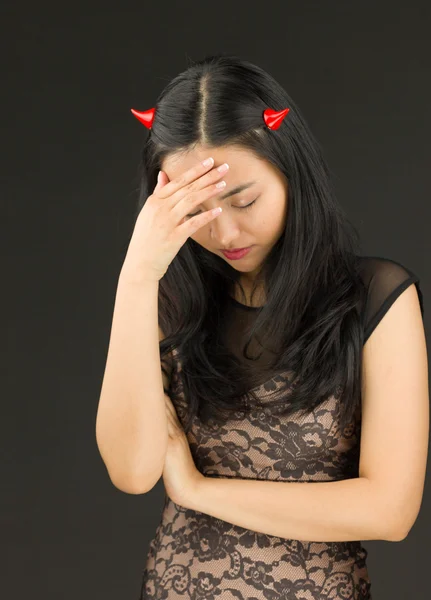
[96,274,168,492]
[190,476,398,542]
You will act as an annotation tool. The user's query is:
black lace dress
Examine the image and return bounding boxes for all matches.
[139,255,424,600]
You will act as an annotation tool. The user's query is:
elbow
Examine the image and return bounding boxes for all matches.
[369,481,420,542]
[386,525,410,543]
[380,506,418,542]
[386,515,418,542]
[97,446,165,494]
[110,469,162,495]
[107,456,165,493]
[96,430,168,495]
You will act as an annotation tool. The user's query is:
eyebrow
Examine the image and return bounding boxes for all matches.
[219,181,257,200]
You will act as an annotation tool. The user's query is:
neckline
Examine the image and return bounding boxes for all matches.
[227,294,263,310]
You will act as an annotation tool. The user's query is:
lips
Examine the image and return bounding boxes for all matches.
[221,246,253,259]
[220,246,249,251]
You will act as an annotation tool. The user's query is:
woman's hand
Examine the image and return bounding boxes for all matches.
[162,393,204,508]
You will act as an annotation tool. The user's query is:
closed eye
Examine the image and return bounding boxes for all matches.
[186,198,258,219]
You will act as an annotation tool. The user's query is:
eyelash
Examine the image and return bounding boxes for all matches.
[186,198,258,218]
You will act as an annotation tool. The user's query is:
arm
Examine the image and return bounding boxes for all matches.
[192,475,389,542]
[95,271,169,494]
[189,284,429,543]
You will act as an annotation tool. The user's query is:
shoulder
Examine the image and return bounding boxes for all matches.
[356,255,424,344]
[357,254,420,287]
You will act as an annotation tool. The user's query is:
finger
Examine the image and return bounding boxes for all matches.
[167,418,181,439]
[164,393,183,422]
[168,402,182,427]
[156,157,214,200]
[165,403,175,423]
[164,393,178,415]
[165,409,176,438]
[165,401,181,430]
[166,419,175,438]
[164,396,181,431]
[164,393,175,413]
[154,170,167,194]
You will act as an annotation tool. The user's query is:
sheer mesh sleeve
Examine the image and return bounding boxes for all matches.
[360,256,424,345]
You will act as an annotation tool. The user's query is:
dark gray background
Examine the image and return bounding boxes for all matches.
[4,1,430,598]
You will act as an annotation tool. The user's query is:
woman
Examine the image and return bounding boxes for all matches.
[101,53,428,600]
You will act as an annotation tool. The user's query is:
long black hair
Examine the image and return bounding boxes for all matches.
[132,53,368,435]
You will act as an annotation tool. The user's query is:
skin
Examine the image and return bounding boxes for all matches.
[160,144,289,304]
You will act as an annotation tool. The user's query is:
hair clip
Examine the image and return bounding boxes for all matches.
[130,106,290,130]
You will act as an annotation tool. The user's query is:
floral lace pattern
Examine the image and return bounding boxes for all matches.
[139,348,372,599]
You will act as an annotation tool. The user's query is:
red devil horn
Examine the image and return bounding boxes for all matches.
[263,108,290,130]
[130,107,156,129]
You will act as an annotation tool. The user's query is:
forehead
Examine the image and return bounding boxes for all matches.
[160,145,268,182]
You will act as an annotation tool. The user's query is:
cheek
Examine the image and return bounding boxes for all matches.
[263,199,287,236]
[252,215,284,243]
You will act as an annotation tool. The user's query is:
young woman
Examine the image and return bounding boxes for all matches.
[96,53,428,600]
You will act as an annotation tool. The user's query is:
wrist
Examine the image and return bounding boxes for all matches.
[187,473,208,512]
[119,265,161,286]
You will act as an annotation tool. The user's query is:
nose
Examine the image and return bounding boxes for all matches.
[210,211,242,248]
